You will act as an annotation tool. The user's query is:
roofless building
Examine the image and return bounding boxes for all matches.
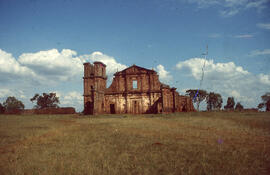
[83,62,194,114]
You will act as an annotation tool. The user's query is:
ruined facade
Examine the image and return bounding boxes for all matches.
[83,62,195,115]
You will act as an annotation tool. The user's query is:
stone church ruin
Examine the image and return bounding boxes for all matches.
[83,61,194,115]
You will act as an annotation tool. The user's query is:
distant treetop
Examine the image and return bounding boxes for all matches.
[30,93,60,109]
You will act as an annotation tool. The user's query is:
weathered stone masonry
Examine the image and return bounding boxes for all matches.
[83,62,194,115]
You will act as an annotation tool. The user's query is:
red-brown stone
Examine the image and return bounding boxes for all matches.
[83,62,195,114]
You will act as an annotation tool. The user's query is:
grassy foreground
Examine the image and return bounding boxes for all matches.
[0,112,269,175]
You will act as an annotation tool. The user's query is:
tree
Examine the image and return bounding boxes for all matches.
[258,92,270,111]
[0,103,5,114]
[206,92,223,111]
[185,89,208,111]
[30,93,60,109]
[235,102,244,111]
[3,96,25,113]
[224,97,235,111]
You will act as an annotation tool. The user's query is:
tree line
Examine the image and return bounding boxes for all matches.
[0,91,269,114]
[0,93,60,114]
[185,89,270,112]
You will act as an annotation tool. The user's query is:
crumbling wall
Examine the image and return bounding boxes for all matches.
[22,107,76,115]
[178,96,195,112]
[4,109,23,115]
[105,65,164,114]
[83,62,107,114]
[84,63,195,114]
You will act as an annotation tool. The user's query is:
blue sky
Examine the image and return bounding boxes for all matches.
[0,0,270,111]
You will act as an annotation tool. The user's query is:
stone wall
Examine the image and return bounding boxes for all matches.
[83,63,195,114]
[83,62,107,114]
[23,107,76,115]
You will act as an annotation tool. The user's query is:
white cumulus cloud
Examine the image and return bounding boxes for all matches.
[81,51,127,77]
[22,50,127,110]
[0,48,128,111]
[0,49,37,82]
[156,64,173,84]
[258,73,270,85]
[176,58,249,81]
[176,58,269,108]
[18,49,83,82]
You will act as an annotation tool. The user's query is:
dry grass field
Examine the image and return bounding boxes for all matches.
[0,112,269,175]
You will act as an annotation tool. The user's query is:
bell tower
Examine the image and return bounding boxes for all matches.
[83,61,107,115]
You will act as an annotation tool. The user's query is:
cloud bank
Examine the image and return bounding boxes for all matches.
[0,49,127,111]
[1,48,269,111]
[176,58,270,108]
[0,49,37,82]
[18,49,83,82]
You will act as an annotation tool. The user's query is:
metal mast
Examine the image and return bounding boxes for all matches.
[193,45,208,102]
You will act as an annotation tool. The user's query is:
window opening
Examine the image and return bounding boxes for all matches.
[133,80,137,89]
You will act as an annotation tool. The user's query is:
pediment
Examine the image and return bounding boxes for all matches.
[116,65,155,75]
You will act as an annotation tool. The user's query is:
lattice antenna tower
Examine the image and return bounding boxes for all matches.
[200,44,208,88]
[193,45,208,103]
